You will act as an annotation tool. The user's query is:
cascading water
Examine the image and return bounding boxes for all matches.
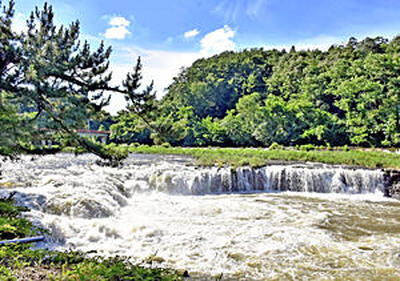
[1,153,399,280]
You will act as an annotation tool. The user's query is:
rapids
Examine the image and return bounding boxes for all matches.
[1,153,400,280]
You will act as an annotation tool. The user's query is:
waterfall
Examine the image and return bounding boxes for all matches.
[2,153,399,281]
[149,165,384,195]
[0,154,386,219]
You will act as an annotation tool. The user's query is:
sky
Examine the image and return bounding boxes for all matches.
[10,0,400,114]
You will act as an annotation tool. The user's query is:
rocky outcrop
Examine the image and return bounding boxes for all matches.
[384,169,400,199]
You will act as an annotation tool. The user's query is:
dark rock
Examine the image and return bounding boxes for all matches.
[383,169,400,199]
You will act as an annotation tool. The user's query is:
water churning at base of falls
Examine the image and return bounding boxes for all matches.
[1,153,400,280]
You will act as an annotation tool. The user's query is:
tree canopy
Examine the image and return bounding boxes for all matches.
[3,0,400,153]
[0,1,153,161]
[112,36,400,148]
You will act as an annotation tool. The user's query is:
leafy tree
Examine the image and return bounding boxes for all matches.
[104,27,400,149]
[221,93,264,146]
[0,1,155,161]
[165,49,273,119]
[109,112,152,144]
[152,35,400,148]
[196,117,228,146]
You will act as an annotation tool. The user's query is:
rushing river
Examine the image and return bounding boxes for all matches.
[1,153,400,280]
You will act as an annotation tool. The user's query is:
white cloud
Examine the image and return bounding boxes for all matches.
[104,26,131,40]
[11,12,27,33]
[104,25,239,114]
[184,28,200,38]
[109,16,130,27]
[104,16,131,40]
[104,46,201,115]
[200,25,236,56]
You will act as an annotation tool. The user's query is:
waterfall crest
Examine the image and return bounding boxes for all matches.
[0,154,385,219]
[148,165,384,195]
[2,154,400,281]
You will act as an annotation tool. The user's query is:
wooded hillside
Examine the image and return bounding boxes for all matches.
[119,36,400,148]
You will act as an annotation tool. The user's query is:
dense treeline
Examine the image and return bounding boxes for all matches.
[112,36,400,148]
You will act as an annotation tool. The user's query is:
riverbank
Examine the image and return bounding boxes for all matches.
[0,196,183,280]
[124,145,400,169]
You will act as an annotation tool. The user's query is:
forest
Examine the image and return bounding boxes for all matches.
[2,0,400,160]
[111,36,400,148]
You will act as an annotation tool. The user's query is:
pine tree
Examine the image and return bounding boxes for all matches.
[121,57,165,141]
[0,0,33,157]
[0,1,154,162]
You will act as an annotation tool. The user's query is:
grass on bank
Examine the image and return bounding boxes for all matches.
[121,144,400,169]
[0,196,183,281]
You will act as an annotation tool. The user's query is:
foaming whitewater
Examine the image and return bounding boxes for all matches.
[1,153,400,280]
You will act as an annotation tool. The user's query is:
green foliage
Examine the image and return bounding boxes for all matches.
[3,0,400,152]
[161,142,172,148]
[0,1,115,159]
[221,93,263,146]
[0,1,156,162]
[112,35,400,148]
[110,112,152,145]
[165,49,272,119]
[268,142,283,150]
[0,246,183,281]
[198,117,228,146]
[129,145,400,169]
[0,197,38,240]
[59,257,182,281]
[299,144,316,151]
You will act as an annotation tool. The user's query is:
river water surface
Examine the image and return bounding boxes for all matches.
[1,153,400,280]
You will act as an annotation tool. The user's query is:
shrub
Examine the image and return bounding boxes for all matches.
[268,142,284,150]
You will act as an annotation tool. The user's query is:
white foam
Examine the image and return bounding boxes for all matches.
[1,153,399,280]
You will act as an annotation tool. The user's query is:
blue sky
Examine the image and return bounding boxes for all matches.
[11,0,400,113]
